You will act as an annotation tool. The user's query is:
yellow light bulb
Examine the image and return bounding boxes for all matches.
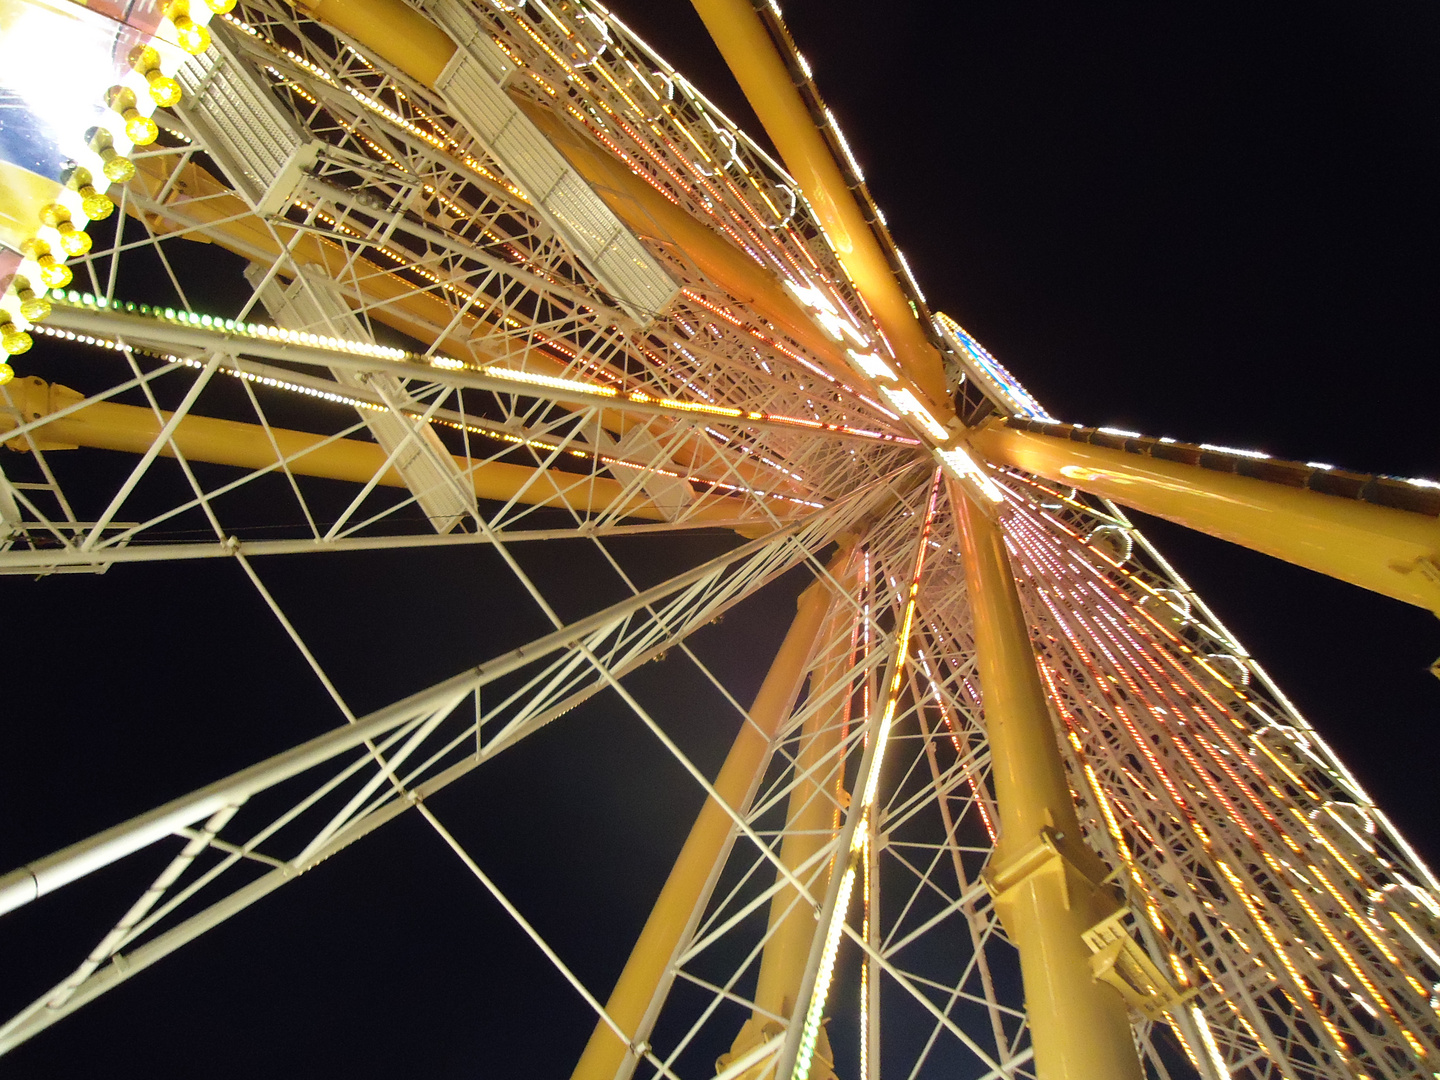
[79,186,115,221]
[100,147,137,183]
[0,320,33,356]
[60,226,92,256]
[40,205,92,256]
[172,15,211,54]
[123,109,159,145]
[146,70,183,108]
[20,239,71,289]
[130,44,162,69]
[38,202,71,228]
[0,363,14,387]
[204,0,235,13]
[107,85,138,111]
[105,87,159,146]
[15,278,52,323]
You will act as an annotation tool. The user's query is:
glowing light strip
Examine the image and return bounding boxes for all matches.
[791,474,942,1080]
[934,312,1050,420]
[1199,442,1270,460]
[792,859,857,1080]
[45,296,898,441]
[859,471,943,812]
[49,291,408,361]
[877,386,948,443]
[1190,1005,1232,1078]
[487,366,619,397]
[936,445,1004,503]
[31,325,828,509]
[859,827,870,1080]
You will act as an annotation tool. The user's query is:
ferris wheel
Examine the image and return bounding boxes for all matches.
[2,0,1439,1078]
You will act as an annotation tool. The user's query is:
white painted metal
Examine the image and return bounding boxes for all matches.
[1,1,1436,1078]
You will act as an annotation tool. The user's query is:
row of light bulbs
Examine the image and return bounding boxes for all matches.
[0,0,234,384]
[45,290,412,363]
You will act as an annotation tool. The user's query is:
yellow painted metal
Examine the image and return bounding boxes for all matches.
[970,420,1440,614]
[718,581,858,1080]
[127,154,545,369]
[0,376,758,526]
[123,153,788,495]
[570,544,855,1080]
[516,101,863,387]
[269,0,867,394]
[294,0,456,86]
[951,478,1143,1080]
[688,0,950,410]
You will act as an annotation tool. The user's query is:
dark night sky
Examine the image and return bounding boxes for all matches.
[614,0,1440,845]
[4,2,1440,1077]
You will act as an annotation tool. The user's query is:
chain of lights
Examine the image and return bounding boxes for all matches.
[0,0,240,381]
[26,307,825,510]
[791,471,942,1080]
[983,477,1440,1076]
[40,292,916,447]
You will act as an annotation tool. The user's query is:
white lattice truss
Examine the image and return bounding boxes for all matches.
[1,1,1437,1079]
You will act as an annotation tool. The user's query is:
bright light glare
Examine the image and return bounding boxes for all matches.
[845,348,896,381]
[1200,443,1270,460]
[877,385,948,442]
[937,446,1004,503]
[0,1,129,169]
[1191,1006,1231,1077]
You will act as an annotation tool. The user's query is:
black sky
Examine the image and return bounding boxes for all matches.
[4,2,1440,1077]
[614,0,1440,846]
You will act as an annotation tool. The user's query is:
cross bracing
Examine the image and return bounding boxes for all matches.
[0,0,1436,1078]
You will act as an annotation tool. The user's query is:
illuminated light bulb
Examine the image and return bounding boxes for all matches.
[126,112,158,144]
[105,86,160,145]
[0,362,13,385]
[145,69,183,107]
[87,128,138,183]
[13,277,51,323]
[204,0,236,13]
[78,185,116,220]
[100,145,136,182]
[21,239,72,288]
[166,1,212,53]
[65,167,117,220]
[129,45,185,107]
[39,204,92,257]
[0,318,33,356]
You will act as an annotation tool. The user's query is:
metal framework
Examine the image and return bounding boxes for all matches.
[1,1,1436,1078]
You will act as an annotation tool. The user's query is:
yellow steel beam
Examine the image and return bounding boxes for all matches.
[127,154,552,369]
[718,580,857,1080]
[570,544,856,1080]
[951,477,1143,1080]
[276,0,911,406]
[0,376,758,526]
[124,154,788,495]
[517,100,865,385]
[970,419,1440,614]
[296,0,456,86]
[688,0,950,409]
